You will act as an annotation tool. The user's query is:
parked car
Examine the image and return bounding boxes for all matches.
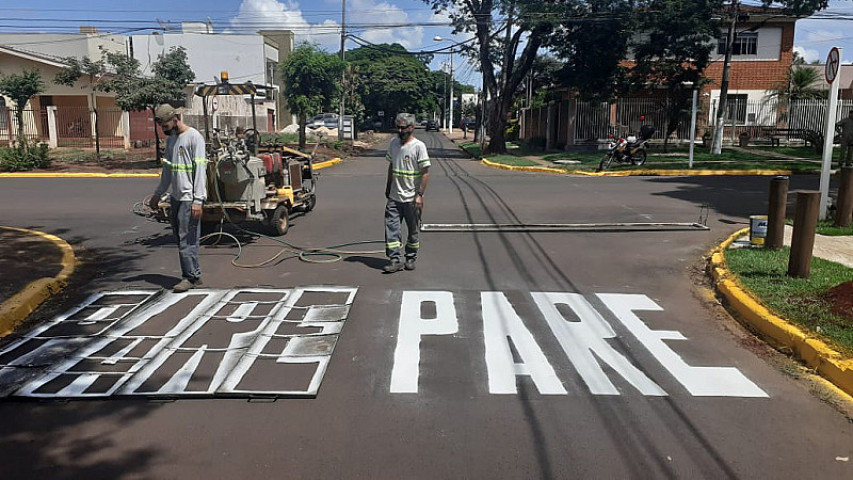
[309,113,339,129]
[425,120,439,131]
[462,118,477,130]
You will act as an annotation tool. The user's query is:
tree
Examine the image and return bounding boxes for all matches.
[0,69,45,146]
[422,0,564,153]
[347,44,434,122]
[55,56,107,159]
[58,47,195,159]
[550,1,634,101]
[768,65,826,102]
[280,42,344,149]
[629,0,721,149]
[711,0,830,154]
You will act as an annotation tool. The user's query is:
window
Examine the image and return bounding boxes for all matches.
[725,94,748,124]
[718,32,758,56]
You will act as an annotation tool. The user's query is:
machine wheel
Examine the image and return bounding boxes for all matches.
[243,128,261,153]
[631,150,647,166]
[597,154,613,172]
[302,193,316,212]
[268,204,289,236]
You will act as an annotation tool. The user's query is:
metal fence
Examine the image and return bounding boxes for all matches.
[521,97,853,147]
[0,107,42,143]
[0,106,126,149]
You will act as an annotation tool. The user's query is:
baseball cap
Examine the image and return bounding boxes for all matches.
[154,104,186,123]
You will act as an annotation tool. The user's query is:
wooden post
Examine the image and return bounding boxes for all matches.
[787,191,821,278]
[766,176,789,250]
[835,166,853,227]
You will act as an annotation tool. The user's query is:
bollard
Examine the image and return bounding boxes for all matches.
[766,175,789,250]
[835,166,853,227]
[787,191,821,278]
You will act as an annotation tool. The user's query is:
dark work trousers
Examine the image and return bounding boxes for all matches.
[384,198,420,262]
[169,199,202,282]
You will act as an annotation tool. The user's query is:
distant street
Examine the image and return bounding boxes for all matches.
[1,131,851,479]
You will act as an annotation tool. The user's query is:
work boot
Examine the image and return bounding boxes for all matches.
[382,260,404,274]
[404,259,416,271]
[173,278,200,293]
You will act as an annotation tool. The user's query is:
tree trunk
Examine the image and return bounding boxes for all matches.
[152,107,161,162]
[298,114,307,149]
[15,108,25,148]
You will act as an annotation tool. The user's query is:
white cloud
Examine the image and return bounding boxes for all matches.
[229,0,425,52]
[794,46,821,64]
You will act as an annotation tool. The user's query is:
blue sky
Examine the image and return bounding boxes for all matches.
[3,0,853,88]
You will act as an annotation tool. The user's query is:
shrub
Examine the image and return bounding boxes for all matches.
[506,119,519,141]
[0,141,51,172]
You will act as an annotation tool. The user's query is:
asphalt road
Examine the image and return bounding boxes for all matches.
[1,131,852,479]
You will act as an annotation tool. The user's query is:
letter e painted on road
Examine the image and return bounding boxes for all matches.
[481,292,567,395]
[390,291,459,393]
[597,294,767,397]
[532,292,667,396]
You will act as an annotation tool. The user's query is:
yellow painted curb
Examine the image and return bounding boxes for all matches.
[480,158,793,177]
[0,172,158,178]
[708,228,853,397]
[0,158,344,177]
[313,157,341,170]
[0,227,77,337]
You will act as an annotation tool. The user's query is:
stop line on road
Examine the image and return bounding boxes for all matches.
[0,287,357,399]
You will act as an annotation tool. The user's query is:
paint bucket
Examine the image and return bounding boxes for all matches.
[749,215,768,245]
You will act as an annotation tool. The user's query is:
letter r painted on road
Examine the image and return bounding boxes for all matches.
[390,291,459,393]
[597,294,767,397]
[532,292,667,396]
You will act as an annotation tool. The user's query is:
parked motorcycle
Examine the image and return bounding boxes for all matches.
[597,125,656,172]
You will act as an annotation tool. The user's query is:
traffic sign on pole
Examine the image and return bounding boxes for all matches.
[820,47,843,219]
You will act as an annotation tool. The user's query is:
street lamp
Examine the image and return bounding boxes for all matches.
[433,36,454,135]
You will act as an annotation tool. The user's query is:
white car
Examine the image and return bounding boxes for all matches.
[309,113,339,129]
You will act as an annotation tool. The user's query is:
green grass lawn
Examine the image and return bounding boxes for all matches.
[461,141,831,172]
[725,246,853,355]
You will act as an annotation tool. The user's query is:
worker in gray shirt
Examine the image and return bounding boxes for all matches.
[835,110,853,166]
[148,104,208,292]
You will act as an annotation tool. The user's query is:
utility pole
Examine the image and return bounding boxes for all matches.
[711,0,739,155]
[338,0,346,141]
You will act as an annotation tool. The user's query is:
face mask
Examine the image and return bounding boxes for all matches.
[163,125,179,136]
[397,128,412,141]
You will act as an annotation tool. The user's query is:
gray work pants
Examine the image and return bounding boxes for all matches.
[384,198,420,262]
[169,199,202,282]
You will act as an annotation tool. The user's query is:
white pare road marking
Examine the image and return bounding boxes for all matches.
[391,291,768,398]
[482,292,566,394]
[597,294,768,397]
[390,291,459,393]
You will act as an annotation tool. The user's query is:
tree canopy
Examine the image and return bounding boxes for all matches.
[347,44,434,121]
[0,69,45,143]
[280,42,344,147]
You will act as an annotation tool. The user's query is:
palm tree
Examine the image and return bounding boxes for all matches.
[768,66,826,102]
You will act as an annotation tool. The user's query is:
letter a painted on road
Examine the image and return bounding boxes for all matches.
[481,292,567,395]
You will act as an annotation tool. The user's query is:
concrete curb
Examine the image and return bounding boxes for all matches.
[0,172,158,178]
[0,157,343,178]
[0,227,77,337]
[480,158,794,177]
[708,228,853,397]
[313,157,341,170]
